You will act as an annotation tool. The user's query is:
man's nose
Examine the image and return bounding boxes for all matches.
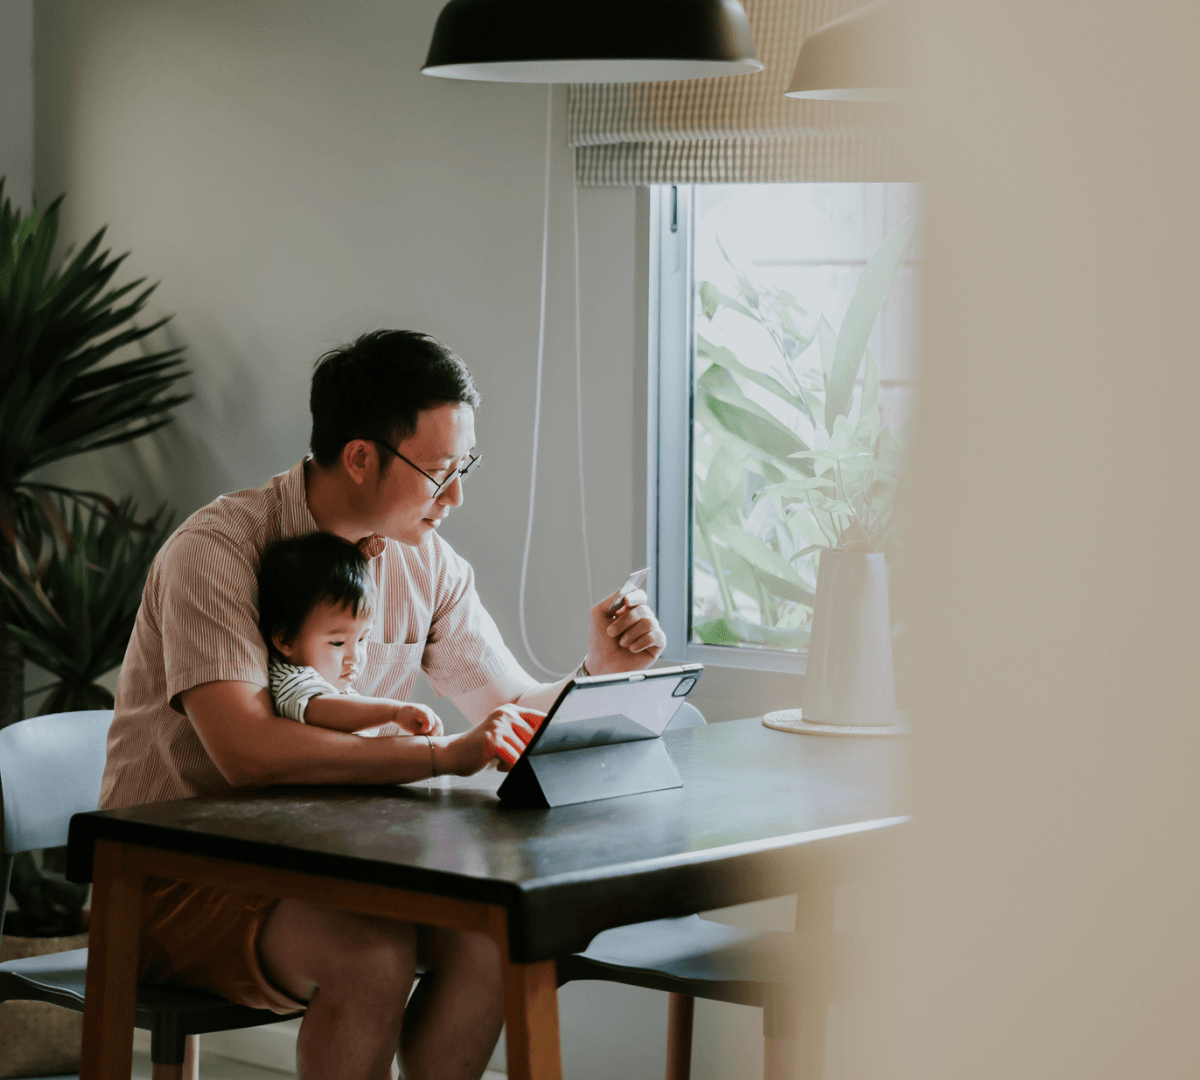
[437,473,464,508]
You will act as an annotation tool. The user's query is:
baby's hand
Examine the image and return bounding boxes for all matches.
[390,702,444,737]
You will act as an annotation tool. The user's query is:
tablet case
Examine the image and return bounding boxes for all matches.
[497,736,681,808]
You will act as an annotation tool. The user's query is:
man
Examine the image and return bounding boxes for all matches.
[102,329,666,1080]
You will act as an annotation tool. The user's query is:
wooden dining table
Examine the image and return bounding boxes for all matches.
[66,717,905,1080]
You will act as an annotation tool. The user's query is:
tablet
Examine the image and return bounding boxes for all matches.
[513,663,703,761]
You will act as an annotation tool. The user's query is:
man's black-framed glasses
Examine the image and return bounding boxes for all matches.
[373,440,482,496]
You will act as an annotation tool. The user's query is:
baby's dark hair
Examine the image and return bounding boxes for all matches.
[257,532,376,656]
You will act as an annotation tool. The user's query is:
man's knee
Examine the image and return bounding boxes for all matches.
[262,902,417,1004]
[324,917,417,997]
[425,928,502,982]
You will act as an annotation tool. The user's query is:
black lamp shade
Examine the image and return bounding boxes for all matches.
[422,0,762,83]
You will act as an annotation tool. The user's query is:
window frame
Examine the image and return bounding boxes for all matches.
[647,183,807,675]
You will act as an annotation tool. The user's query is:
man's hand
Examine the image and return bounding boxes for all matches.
[390,702,444,737]
[584,587,666,675]
[438,704,541,775]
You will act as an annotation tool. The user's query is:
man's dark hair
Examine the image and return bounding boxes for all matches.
[309,329,481,467]
[257,532,376,655]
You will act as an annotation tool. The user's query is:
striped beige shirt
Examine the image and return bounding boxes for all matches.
[100,460,524,810]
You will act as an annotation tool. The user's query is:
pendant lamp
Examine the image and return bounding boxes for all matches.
[422,0,762,83]
[785,0,909,101]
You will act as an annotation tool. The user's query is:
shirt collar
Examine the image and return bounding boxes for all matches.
[357,533,388,560]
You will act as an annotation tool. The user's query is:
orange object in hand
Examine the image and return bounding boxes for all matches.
[494,711,545,768]
[517,711,544,742]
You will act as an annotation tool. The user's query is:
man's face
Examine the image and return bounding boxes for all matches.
[370,401,476,546]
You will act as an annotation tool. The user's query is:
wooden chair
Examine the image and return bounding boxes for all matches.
[556,704,813,1080]
[0,710,303,1080]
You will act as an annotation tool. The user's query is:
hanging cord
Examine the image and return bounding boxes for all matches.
[518,88,597,674]
[518,86,571,677]
[573,178,594,605]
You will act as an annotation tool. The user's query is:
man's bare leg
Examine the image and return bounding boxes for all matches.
[259,899,416,1080]
[400,927,505,1080]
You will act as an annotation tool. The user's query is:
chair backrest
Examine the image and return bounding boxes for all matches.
[0,711,114,855]
[666,702,706,730]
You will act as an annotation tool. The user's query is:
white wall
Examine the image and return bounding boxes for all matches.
[0,0,34,212]
[33,0,640,717]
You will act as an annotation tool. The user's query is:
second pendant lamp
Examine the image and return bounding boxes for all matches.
[422,0,762,83]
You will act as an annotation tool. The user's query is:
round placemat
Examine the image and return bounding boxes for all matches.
[762,709,908,737]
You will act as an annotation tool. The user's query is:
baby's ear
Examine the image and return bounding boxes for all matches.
[272,631,293,658]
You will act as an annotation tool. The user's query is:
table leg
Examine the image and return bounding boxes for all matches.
[81,840,143,1080]
[502,958,562,1080]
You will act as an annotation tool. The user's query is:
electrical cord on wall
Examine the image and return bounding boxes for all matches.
[518,85,593,677]
[573,177,594,606]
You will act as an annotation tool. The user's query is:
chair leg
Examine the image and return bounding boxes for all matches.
[151,1034,198,1080]
[665,992,694,1080]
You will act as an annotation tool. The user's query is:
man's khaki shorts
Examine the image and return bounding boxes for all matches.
[137,875,306,1014]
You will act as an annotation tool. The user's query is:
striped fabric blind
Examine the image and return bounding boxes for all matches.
[567,0,902,185]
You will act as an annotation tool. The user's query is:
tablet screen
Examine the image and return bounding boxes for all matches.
[524,665,703,758]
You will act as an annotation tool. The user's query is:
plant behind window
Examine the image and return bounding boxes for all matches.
[692,215,916,650]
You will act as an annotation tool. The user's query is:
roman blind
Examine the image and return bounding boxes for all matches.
[567,0,902,185]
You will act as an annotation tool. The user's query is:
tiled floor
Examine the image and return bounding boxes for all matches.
[130,1048,506,1079]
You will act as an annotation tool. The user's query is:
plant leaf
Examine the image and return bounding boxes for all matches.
[824,215,917,433]
[693,614,809,651]
[860,344,879,435]
[697,335,809,417]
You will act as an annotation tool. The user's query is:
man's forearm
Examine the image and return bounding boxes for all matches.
[207,718,442,787]
[515,676,570,714]
[183,681,440,787]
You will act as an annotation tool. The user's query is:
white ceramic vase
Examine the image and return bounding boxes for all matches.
[801,550,897,727]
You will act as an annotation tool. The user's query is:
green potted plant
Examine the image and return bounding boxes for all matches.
[0,177,188,951]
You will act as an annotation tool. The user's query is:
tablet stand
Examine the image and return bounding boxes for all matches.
[497,737,682,808]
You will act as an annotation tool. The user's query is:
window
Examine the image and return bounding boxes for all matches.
[649,183,921,672]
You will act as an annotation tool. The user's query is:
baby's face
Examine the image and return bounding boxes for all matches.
[275,601,372,690]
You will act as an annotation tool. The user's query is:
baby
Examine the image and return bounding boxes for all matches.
[257,531,442,737]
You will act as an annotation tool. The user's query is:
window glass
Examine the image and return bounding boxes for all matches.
[690,183,921,655]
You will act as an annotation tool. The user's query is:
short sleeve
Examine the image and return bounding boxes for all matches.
[421,545,525,698]
[269,659,339,723]
[159,528,270,711]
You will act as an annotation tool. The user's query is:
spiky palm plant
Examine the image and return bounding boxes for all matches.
[0,178,190,935]
[0,178,189,621]
[4,496,174,713]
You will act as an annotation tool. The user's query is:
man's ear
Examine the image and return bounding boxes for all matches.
[272,632,294,659]
[341,439,376,486]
